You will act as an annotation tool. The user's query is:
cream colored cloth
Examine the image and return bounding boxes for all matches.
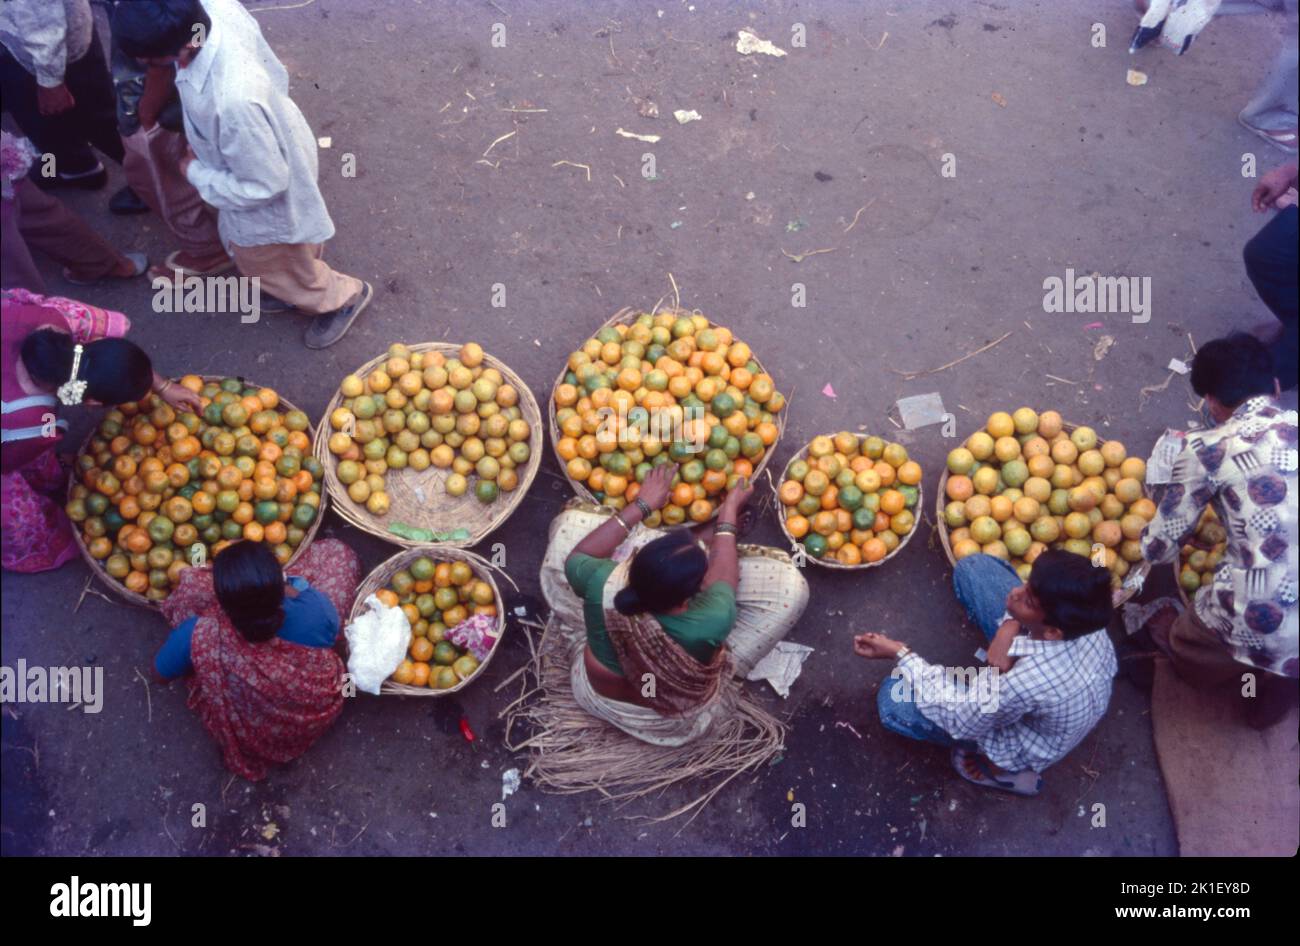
[569,649,722,747]
[540,504,810,679]
[229,241,361,315]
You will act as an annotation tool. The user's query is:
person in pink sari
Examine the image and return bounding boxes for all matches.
[1,288,199,572]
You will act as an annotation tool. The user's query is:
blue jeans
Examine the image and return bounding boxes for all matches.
[876,554,1022,745]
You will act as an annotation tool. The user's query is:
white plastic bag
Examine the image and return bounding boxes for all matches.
[345,594,409,695]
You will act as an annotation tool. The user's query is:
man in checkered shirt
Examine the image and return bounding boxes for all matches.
[1141,334,1298,729]
[855,550,1117,796]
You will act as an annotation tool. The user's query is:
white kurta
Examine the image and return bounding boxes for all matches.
[177,0,334,249]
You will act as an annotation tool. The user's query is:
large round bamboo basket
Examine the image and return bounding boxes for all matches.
[770,435,923,570]
[347,546,507,697]
[547,306,786,515]
[934,421,1149,605]
[69,377,326,611]
[315,343,542,549]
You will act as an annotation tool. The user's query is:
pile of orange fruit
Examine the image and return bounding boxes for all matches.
[380,555,498,690]
[1179,508,1226,595]
[942,408,1150,585]
[66,377,322,601]
[327,342,532,513]
[778,433,922,565]
[554,312,785,524]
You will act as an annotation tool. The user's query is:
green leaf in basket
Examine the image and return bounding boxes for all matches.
[387,522,472,543]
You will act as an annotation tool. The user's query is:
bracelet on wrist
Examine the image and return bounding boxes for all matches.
[634,498,653,519]
[895,644,912,660]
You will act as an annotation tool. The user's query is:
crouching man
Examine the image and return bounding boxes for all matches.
[854,551,1117,796]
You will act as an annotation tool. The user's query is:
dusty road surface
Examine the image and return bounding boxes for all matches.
[3,0,1294,856]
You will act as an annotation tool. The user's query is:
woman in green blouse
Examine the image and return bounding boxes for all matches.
[557,464,808,746]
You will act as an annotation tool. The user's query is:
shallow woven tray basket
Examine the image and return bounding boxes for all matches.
[347,546,507,696]
[548,305,786,515]
[315,342,542,549]
[770,434,923,570]
[70,377,326,611]
[934,422,1150,605]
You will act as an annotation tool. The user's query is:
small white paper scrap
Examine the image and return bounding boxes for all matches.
[745,642,814,698]
[736,28,787,57]
[1167,358,1190,375]
[501,768,521,801]
[317,136,332,148]
[673,109,702,124]
[615,127,661,143]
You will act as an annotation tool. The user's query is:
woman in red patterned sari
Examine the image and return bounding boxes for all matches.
[158,538,361,781]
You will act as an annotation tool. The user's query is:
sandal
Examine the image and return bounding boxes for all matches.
[951,747,1043,796]
[1238,116,1299,155]
[148,250,236,282]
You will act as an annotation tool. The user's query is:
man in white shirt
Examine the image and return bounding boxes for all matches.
[112,0,372,348]
[854,551,1118,796]
[0,0,144,211]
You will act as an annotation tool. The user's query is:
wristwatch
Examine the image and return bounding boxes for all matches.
[895,644,912,660]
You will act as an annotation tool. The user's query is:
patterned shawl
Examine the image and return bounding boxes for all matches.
[600,557,728,716]
[161,567,345,781]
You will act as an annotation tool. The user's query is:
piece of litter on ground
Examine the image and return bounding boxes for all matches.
[786,789,794,802]
[673,109,702,124]
[1084,321,1104,330]
[785,219,806,232]
[744,191,755,200]
[822,383,837,399]
[1167,357,1190,375]
[746,642,814,698]
[634,98,659,119]
[669,220,683,229]
[896,392,947,430]
[991,92,1007,107]
[1093,335,1115,361]
[974,647,988,662]
[317,136,332,148]
[501,768,521,801]
[614,127,660,143]
[1127,69,1149,86]
[835,721,864,740]
[736,28,787,57]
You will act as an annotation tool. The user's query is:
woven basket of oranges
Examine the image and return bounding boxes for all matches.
[774,432,923,569]
[348,547,506,696]
[549,306,786,525]
[315,342,542,549]
[66,376,326,609]
[934,408,1151,603]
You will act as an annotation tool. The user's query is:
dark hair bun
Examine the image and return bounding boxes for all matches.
[613,587,642,616]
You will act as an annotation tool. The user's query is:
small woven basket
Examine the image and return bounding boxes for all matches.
[347,546,507,696]
[770,434,923,570]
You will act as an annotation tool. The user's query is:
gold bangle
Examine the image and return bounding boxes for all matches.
[613,513,632,534]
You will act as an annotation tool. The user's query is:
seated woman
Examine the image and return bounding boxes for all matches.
[157,537,361,781]
[554,463,808,747]
[2,287,200,572]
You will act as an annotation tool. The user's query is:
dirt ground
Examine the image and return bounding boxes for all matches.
[3,0,1295,856]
